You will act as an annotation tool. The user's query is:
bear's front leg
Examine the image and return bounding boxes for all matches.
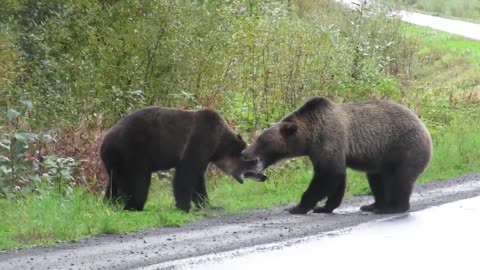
[174,190,192,213]
[313,177,346,214]
[192,175,209,209]
[173,168,195,213]
[289,172,327,215]
[290,157,346,215]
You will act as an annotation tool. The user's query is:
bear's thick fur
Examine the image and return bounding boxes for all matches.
[101,107,266,212]
[242,97,432,214]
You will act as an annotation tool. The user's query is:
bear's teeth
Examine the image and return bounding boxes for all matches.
[256,161,264,171]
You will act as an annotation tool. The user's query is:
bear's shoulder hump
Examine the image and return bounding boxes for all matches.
[297,96,333,115]
[196,108,223,122]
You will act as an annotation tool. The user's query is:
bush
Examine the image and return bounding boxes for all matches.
[3,0,413,129]
[0,103,79,199]
[0,0,418,196]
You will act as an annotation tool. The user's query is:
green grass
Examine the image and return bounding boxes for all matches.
[402,24,480,179]
[420,118,480,182]
[0,182,197,250]
[403,24,480,110]
[0,169,314,250]
[406,24,480,62]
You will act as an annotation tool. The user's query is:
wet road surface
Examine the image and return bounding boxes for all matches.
[162,195,480,270]
[167,6,480,269]
[1,174,480,269]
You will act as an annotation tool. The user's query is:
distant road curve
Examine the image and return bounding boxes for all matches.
[337,0,480,41]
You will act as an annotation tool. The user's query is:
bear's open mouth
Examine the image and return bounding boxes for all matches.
[240,157,265,172]
[233,171,267,184]
[233,174,244,184]
[243,171,268,182]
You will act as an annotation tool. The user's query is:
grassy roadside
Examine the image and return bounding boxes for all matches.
[1,24,480,251]
[2,106,480,246]
[402,24,480,180]
[1,111,479,250]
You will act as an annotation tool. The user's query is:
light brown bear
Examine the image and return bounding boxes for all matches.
[242,97,432,214]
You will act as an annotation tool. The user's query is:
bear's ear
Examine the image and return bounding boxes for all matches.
[280,122,298,137]
[236,134,243,141]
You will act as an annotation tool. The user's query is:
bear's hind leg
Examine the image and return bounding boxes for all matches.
[104,169,120,202]
[360,173,386,212]
[373,169,415,214]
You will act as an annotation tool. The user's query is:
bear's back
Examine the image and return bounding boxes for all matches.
[340,100,430,171]
[101,107,197,169]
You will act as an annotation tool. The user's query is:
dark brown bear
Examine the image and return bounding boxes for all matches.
[242,97,432,215]
[100,107,267,212]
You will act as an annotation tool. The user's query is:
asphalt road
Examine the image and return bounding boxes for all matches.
[338,0,480,41]
[166,194,480,270]
[397,10,480,41]
[1,173,480,270]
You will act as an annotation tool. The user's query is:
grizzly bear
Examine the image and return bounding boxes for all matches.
[241,97,432,215]
[100,107,267,212]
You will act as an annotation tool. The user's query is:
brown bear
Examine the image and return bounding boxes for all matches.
[241,97,432,215]
[100,107,267,212]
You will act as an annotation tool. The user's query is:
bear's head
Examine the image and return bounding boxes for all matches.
[241,121,306,171]
[214,133,268,184]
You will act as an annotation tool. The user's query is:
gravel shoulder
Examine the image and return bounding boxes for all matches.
[1,173,480,270]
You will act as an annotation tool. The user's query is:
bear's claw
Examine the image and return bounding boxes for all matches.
[360,203,376,212]
[287,205,310,215]
[312,206,334,214]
